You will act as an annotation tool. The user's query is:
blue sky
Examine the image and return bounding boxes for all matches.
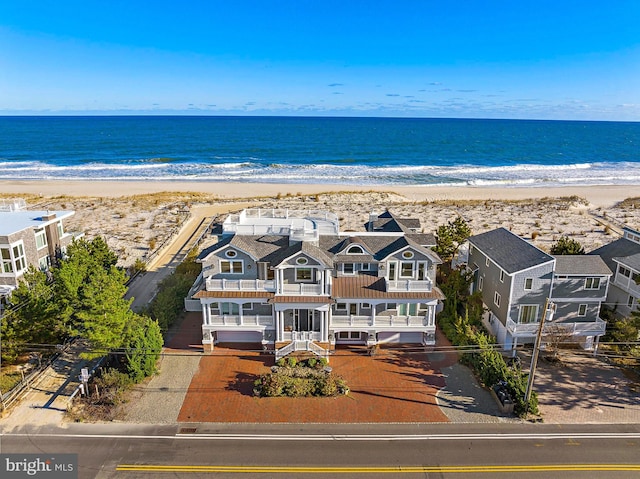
[1,1,639,120]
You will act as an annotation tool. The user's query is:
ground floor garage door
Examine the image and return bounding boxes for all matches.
[217,331,263,343]
[377,332,423,344]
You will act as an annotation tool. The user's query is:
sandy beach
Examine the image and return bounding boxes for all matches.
[2,180,640,208]
[2,180,639,269]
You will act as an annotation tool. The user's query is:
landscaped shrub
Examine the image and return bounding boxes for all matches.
[253,360,348,398]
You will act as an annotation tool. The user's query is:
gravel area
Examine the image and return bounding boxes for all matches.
[122,353,202,424]
[437,363,520,423]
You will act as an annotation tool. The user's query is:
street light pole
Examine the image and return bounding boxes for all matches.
[524,298,555,414]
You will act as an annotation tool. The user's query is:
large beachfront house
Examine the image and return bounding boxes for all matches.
[590,226,640,318]
[467,228,611,352]
[185,209,444,358]
[0,199,77,313]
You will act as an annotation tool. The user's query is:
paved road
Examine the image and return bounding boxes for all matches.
[2,423,639,479]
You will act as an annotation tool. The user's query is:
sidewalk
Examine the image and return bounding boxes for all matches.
[1,340,95,432]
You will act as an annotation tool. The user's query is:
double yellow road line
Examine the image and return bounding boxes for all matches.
[117,463,640,474]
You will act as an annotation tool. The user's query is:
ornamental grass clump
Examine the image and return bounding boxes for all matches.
[254,357,348,398]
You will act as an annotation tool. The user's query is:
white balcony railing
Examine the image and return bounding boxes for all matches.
[614,275,640,295]
[208,314,273,327]
[331,314,435,328]
[206,278,276,292]
[507,318,607,337]
[386,279,433,292]
[280,283,324,295]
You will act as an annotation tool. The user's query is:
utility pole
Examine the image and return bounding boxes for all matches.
[524,298,555,414]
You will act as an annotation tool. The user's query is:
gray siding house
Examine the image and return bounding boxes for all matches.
[589,227,640,318]
[468,228,611,351]
[186,209,444,359]
[468,228,554,350]
[0,199,77,312]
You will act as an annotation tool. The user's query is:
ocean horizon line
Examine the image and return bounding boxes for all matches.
[0,113,638,124]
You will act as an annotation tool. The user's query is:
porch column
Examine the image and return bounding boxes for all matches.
[320,310,325,342]
[371,303,376,326]
[201,302,208,326]
[278,269,284,293]
[319,270,325,294]
[239,302,244,325]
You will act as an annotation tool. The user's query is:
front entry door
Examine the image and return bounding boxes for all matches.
[294,309,312,331]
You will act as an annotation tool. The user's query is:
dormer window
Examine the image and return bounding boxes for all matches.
[225,250,237,258]
[347,245,364,255]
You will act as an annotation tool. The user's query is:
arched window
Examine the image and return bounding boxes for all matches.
[347,245,364,254]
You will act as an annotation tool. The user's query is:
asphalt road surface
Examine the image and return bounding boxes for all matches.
[2,423,639,478]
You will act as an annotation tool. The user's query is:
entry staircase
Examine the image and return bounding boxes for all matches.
[275,332,329,361]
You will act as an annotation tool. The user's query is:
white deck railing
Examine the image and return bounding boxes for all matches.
[331,314,435,328]
[507,318,606,336]
[208,314,273,327]
[280,283,324,295]
[614,275,640,294]
[386,279,433,292]
[206,278,276,292]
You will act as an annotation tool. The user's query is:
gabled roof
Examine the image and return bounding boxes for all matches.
[367,211,421,233]
[590,237,640,273]
[553,255,612,276]
[469,228,554,274]
[198,235,288,262]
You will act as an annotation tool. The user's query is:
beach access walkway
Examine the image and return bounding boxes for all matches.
[126,201,256,311]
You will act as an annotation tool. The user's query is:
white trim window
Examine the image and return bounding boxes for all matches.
[519,304,538,323]
[342,263,355,275]
[1,246,13,273]
[478,275,484,292]
[35,229,48,250]
[346,245,364,255]
[618,266,631,278]
[499,270,505,283]
[295,267,313,282]
[494,292,501,307]
[584,277,601,290]
[220,302,240,315]
[524,278,533,290]
[628,295,635,308]
[400,261,414,278]
[361,263,371,271]
[578,304,587,316]
[38,256,49,271]
[220,260,243,274]
[11,243,27,274]
[417,262,427,280]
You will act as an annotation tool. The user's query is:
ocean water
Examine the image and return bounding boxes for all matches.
[0,116,638,187]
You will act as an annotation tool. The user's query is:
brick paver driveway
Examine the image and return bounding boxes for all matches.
[178,345,452,423]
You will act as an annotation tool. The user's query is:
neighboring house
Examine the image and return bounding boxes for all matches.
[467,228,610,351]
[0,199,77,311]
[590,226,640,317]
[186,209,444,359]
